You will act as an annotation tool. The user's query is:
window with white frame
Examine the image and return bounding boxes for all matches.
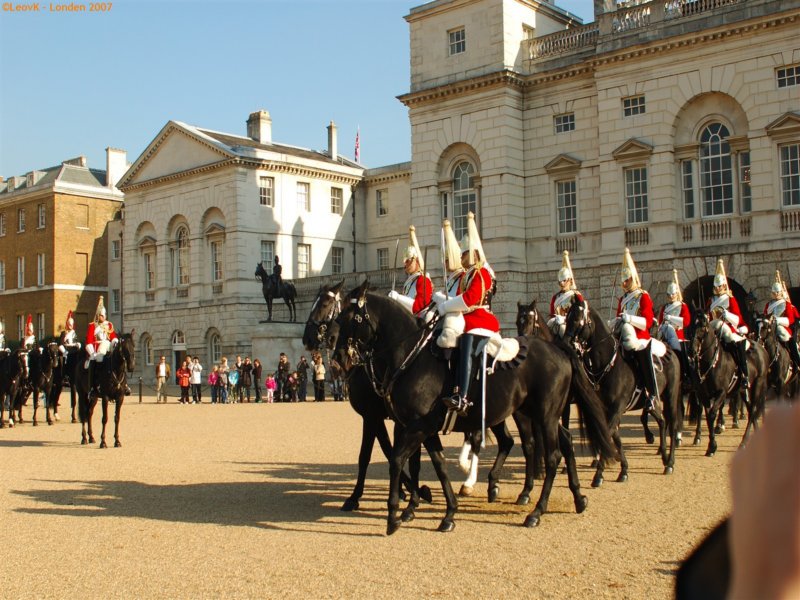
[0,260,5,291]
[111,289,121,313]
[376,189,388,217]
[331,246,344,275]
[37,313,45,340]
[739,152,751,213]
[17,208,25,232]
[173,226,190,286]
[440,191,449,220]
[111,239,121,260]
[331,187,343,215]
[554,113,575,134]
[37,203,45,229]
[259,176,274,207]
[37,253,45,286]
[261,240,275,266]
[0,213,5,236]
[452,162,477,240]
[781,143,800,207]
[448,27,465,56]
[624,167,649,224]
[297,243,310,278]
[209,332,222,365]
[556,180,577,234]
[377,248,389,271]
[777,64,799,88]
[211,240,224,282]
[297,182,310,212]
[17,256,24,288]
[700,123,734,216]
[143,252,155,290]
[681,160,695,219]
[141,334,154,366]
[622,95,646,117]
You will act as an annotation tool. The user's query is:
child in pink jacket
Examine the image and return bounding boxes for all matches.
[265,373,277,403]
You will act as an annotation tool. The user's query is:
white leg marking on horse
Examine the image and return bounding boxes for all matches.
[458,441,472,474]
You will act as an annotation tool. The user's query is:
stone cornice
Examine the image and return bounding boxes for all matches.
[364,170,410,186]
[398,70,525,108]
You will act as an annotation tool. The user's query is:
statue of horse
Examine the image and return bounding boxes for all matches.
[74,334,136,448]
[255,262,297,322]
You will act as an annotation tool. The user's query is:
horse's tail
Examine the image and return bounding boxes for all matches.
[568,352,618,464]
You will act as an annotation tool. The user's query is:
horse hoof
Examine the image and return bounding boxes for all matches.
[33,421,38,427]
[693,438,701,446]
[645,432,655,445]
[663,466,674,475]
[458,485,473,497]
[398,490,407,502]
[81,438,88,445]
[590,458,599,468]
[340,498,359,512]
[89,437,95,444]
[591,475,604,488]
[71,418,77,424]
[400,509,415,523]
[437,518,455,533]
[523,514,540,528]
[54,414,60,421]
[676,437,682,447]
[386,520,401,536]
[715,425,725,434]
[515,494,530,506]
[100,441,107,449]
[488,485,500,503]
[617,473,628,483]
[419,485,432,504]
[705,450,716,457]
[575,495,588,514]
[47,420,53,426]
[115,441,122,448]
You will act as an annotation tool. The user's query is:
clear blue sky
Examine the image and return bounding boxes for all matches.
[0,0,593,178]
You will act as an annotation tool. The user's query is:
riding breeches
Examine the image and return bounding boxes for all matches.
[711,319,750,350]
[659,323,682,351]
[547,316,566,338]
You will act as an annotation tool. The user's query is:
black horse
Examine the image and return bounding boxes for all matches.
[757,315,799,400]
[563,296,681,486]
[685,309,768,455]
[25,342,60,426]
[50,345,81,424]
[302,281,432,512]
[516,299,554,341]
[74,334,136,448]
[255,262,297,322]
[0,350,26,428]
[334,281,616,534]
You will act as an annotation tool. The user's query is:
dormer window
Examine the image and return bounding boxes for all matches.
[448,27,465,56]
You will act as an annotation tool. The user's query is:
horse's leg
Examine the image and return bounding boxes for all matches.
[649,402,667,461]
[0,393,5,428]
[692,392,704,446]
[70,384,78,423]
[485,423,515,503]
[32,387,39,426]
[715,401,726,434]
[458,434,473,473]
[400,447,423,523]
[641,405,655,445]
[421,433,458,533]
[266,298,273,322]
[99,397,109,449]
[458,430,480,497]
[113,396,123,447]
[593,408,620,487]
[524,419,561,528]
[386,424,428,535]
[342,418,378,511]
[375,420,430,503]
[705,391,725,457]
[558,423,588,514]
[511,414,536,504]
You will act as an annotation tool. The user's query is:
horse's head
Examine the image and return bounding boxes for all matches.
[333,280,380,371]
[686,308,712,358]
[757,314,778,352]
[516,300,540,336]
[303,280,345,351]
[46,342,60,369]
[255,262,266,281]
[563,296,592,351]
[118,333,136,373]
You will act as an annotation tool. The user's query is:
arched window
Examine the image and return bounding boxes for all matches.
[172,225,190,286]
[208,332,222,365]
[699,123,734,217]
[452,162,477,240]
[140,333,154,366]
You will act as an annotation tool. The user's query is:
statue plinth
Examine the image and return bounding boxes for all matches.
[250,322,307,374]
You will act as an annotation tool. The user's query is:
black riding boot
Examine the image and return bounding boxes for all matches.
[676,345,693,390]
[734,340,750,388]
[441,334,479,416]
[786,338,800,370]
[637,347,659,410]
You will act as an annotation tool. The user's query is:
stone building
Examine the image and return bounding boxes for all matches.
[0,150,126,346]
[400,0,800,324]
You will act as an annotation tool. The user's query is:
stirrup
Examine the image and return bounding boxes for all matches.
[440,393,472,417]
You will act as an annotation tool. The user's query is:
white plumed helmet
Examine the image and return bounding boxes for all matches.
[403,225,424,270]
[667,268,682,301]
[713,259,728,289]
[458,212,485,268]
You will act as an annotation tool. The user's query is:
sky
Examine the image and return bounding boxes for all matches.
[0,0,594,178]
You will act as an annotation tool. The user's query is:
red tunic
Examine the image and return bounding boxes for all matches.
[763,300,797,326]
[616,290,654,341]
[550,290,584,318]
[459,266,500,333]
[706,295,745,333]
[86,321,117,347]
[658,302,690,341]
[411,274,434,315]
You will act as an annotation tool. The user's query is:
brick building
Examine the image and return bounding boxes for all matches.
[0,150,126,346]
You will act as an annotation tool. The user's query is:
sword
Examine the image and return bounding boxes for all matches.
[608,270,618,324]
[422,245,430,306]
[391,237,400,292]
[440,227,449,299]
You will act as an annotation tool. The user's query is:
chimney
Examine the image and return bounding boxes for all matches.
[327,120,338,161]
[247,110,272,144]
[63,156,87,167]
[106,147,128,188]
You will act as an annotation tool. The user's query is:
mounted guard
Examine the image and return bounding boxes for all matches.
[707,258,750,390]
[58,310,82,386]
[84,296,118,400]
[22,314,36,350]
[548,250,585,339]
[764,269,800,369]
[0,319,5,350]
[435,219,466,349]
[388,224,434,319]
[610,248,666,410]
[658,269,692,381]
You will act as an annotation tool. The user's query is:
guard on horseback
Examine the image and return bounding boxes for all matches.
[764,269,800,369]
[707,258,750,390]
[548,250,584,339]
[84,296,120,400]
[658,269,692,383]
[610,248,666,410]
[435,219,465,349]
[58,310,82,386]
[0,320,5,350]
[388,225,434,319]
[271,256,283,296]
[22,314,36,350]
[433,212,500,416]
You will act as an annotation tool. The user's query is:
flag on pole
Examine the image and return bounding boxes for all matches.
[354,128,360,163]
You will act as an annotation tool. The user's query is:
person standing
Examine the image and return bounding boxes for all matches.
[388,225,434,318]
[265,373,276,403]
[176,359,191,404]
[208,365,219,404]
[155,356,171,403]
[276,353,290,402]
[218,357,229,404]
[296,356,309,402]
[241,357,253,403]
[189,356,203,404]
[253,359,263,403]
[232,355,244,402]
[313,354,326,402]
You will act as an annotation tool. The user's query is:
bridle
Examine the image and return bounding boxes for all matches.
[690,315,722,383]
[306,289,342,346]
[565,300,620,388]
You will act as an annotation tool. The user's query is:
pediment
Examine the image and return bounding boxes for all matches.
[544,154,582,174]
[119,122,237,188]
[204,223,225,236]
[612,139,653,161]
[765,112,800,138]
[138,235,156,248]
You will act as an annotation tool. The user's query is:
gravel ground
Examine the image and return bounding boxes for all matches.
[0,396,738,599]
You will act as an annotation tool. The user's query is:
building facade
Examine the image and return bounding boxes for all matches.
[0,150,126,346]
